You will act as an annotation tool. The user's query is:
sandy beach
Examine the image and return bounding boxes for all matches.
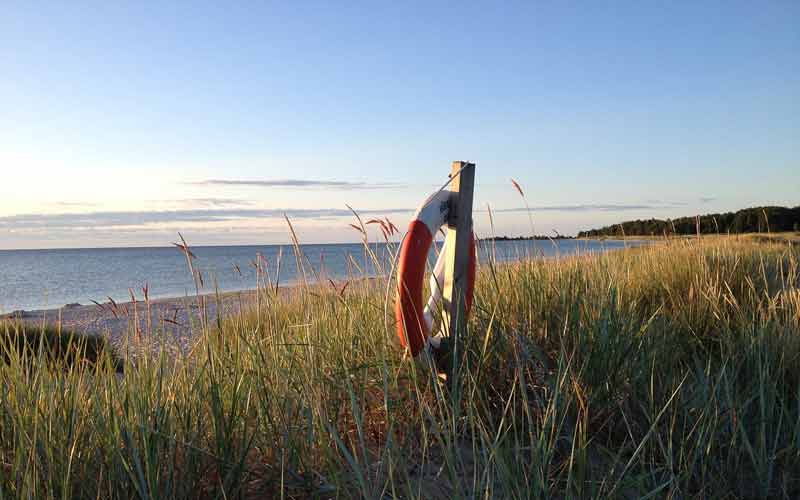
[3,288,263,357]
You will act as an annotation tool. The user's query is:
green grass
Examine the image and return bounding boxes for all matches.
[1,237,799,498]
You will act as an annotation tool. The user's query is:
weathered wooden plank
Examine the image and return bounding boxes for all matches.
[441,160,475,378]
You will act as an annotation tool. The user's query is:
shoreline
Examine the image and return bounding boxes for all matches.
[0,239,644,316]
[2,277,380,357]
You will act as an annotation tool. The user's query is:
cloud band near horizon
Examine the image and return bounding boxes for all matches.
[0,202,692,231]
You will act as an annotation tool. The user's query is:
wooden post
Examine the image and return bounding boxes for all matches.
[442,161,475,380]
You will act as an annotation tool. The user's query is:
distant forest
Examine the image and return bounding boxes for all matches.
[578,206,800,238]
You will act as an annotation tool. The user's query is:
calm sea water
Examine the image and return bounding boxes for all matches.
[0,239,640,313]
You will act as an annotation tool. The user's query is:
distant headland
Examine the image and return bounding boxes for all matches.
[482,234,575,241]
[578,206,800,238]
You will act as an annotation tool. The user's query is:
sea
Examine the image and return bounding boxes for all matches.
[0,239,641,314]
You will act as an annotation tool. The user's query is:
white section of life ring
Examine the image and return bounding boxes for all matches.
[411,188,452,350]
[413,189,450,238]
[422,238,447,330]
[420,225,474,352]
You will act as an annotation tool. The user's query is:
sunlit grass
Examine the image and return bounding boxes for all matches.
[1,237,799,498]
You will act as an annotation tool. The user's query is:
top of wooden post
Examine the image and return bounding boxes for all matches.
[447,161,475,228]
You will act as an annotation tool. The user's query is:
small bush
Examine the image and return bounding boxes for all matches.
[0,321,122,372]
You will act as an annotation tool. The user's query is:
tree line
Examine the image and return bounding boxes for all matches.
[578,206,800,238]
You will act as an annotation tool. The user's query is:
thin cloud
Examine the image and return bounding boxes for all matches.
[0,208,411,230]
[189,179,403,190]
[50,199,253,211]
[169,198,253,208]
[490,203,669,213]
[644,199,689,207]
[699,196,716,203]
[50,201,98,208]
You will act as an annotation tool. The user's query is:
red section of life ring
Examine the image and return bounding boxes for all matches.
[395,197,476,357]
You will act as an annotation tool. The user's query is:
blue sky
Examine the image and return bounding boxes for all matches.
[1,1,798,248]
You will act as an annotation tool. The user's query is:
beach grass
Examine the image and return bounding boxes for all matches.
[1,236,798,498]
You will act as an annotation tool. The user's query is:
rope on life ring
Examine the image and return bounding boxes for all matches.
[395,189,476,357]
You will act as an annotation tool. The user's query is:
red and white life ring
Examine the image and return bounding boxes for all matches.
[395,189,476,356]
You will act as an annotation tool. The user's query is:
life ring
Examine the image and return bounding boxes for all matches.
[395,189,476,356]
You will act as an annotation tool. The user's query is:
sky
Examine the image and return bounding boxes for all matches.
[1,1,798,249]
